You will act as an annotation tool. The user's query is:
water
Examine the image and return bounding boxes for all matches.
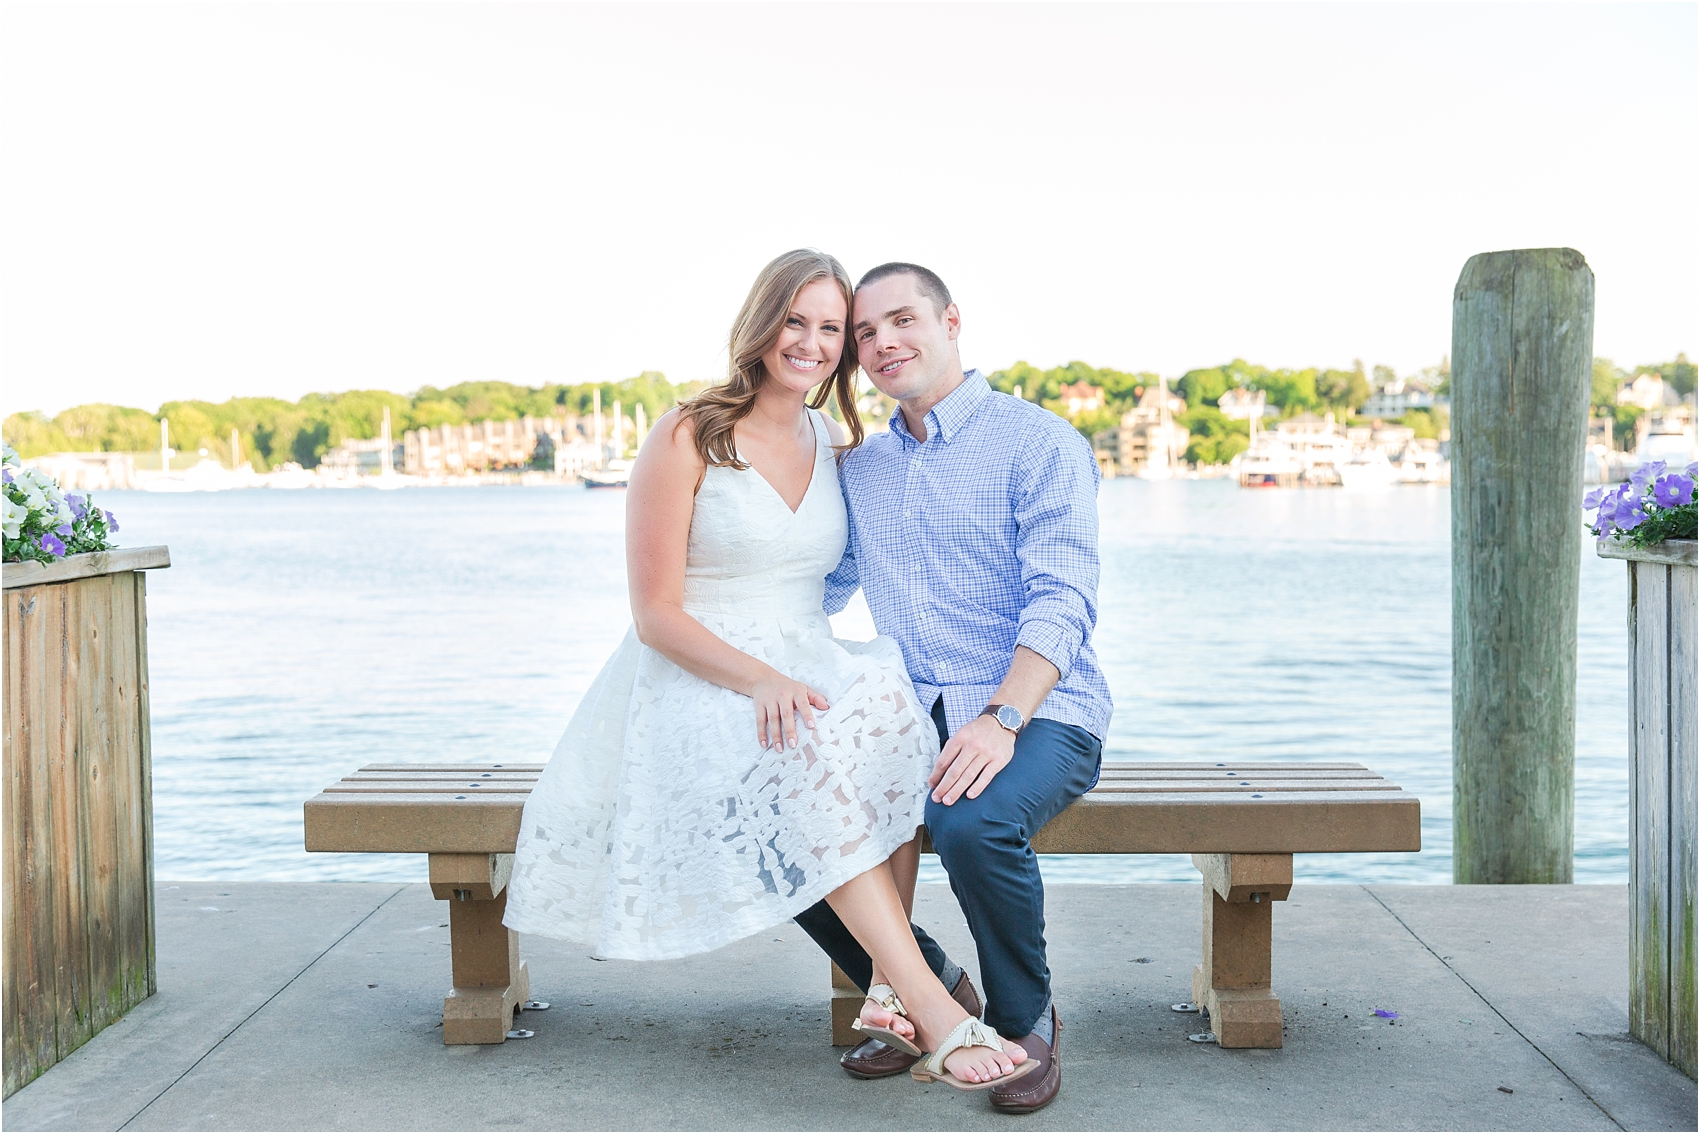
[101,478,1630,886]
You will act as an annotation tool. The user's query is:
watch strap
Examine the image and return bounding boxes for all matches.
[980,703,1024,733]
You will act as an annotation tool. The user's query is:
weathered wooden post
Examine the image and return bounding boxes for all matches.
[3,547,170,1097]
[1451,248,1594,884]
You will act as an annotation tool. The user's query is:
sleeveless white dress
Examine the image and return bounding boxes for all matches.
[503,409,938,960]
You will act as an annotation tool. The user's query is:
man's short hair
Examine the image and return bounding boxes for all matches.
[857,262,953,316]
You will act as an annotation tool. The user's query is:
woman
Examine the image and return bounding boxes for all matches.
[504,249,1029,1089]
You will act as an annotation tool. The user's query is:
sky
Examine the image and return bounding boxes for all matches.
[1,2,1695,418]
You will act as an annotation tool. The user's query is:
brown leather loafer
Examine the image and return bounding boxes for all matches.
[840,972,983,1080]
[990,1005,1061,1114]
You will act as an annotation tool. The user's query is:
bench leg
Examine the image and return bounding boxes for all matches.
[1190,853,1291,1049]
[830,962,862,1046]
[431,852,530,1045]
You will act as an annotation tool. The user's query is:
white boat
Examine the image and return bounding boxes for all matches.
[138,458,251,492]
[1629,418,1699,471]
[1337,448,1397,490]
[583,459,633,489]
[1393,444,1449,485]
[1232,442,1302,488]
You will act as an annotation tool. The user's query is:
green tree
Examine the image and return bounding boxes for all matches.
[2,412,71,457]
[1317,366,1371,415]
[1592,358,1625,411]
[1176,367,1229,408]
[1633,353,1696,398]
[1177,405,1249,466]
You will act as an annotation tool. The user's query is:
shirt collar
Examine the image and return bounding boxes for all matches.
[886,369,990,444]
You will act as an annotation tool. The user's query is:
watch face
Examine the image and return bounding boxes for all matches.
[995,705,1023,731]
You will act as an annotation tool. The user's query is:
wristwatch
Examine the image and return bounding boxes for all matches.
[980,703,1026,734]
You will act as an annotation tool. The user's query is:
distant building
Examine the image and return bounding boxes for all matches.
[1093,385,1190,477]
[1217,387,1268,421]
[1361,378,1438,419]
[25,452,136,490]
[1058,382,1105,416]
[1618,372,1678,411]
[319,437,403,477]
[403,415,577,475]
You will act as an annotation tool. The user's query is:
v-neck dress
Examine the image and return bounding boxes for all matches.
[504,409,937,960]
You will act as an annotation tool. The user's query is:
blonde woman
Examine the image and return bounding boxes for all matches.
[504,250,1031,1090]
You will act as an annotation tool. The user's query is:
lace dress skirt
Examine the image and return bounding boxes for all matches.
[502,607,937,961]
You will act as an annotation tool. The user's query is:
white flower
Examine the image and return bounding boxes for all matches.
[1,443,18,467]
[2,496,25,540]
[17,475,47,513]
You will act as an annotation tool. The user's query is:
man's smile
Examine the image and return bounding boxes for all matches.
[878,355,916,376]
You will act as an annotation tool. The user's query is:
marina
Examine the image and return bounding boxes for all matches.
[96,477,1635,889]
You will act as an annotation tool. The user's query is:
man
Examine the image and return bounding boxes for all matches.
[795,262,1111,1113]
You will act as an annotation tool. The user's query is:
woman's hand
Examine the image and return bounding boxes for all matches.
[749,671,830,750]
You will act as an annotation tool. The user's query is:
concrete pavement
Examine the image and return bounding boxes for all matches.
[5,882,1693,1131]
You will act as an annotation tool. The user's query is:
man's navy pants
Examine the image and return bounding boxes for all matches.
[793,699,1102,1039]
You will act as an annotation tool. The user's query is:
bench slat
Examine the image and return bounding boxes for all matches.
[357,763,545,773]
[324,782,538,794]
[1087,779,1401,794]
[1094,771,1387,782]
[1098,762,1371,771]
[1030,792,1421,854]
[304,793,532,854]
[306,780,1420,854]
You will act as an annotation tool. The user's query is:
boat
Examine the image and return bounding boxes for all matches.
[1336,447,1396,490]
[1628,416,1698,472]
[583,459,633,489]
[1232,442,1302,488]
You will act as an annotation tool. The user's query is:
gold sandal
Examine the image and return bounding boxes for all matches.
[849,983,923,1057]
[910,1016,1037,1092]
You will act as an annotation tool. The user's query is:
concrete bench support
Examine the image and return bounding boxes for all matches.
[429,852,529,1045]
[1191,852,1291,1048]
[830,963,862,1046]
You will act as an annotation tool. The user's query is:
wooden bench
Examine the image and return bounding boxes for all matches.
[304,760,1418,1048]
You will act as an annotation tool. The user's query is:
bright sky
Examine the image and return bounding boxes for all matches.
[2,3,1695,417]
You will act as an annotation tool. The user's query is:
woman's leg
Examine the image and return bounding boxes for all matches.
[826,860,1025,1084]
[864,830,922,997]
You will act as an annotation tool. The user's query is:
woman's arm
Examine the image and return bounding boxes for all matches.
[625,409,829,749]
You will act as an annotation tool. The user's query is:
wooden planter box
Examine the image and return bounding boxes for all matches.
[1599,537,1697,1079]
[2,546,170,1098]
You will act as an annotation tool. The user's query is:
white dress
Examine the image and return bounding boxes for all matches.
[504,409,937,960]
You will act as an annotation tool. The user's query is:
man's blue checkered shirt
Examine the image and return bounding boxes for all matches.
[824,370,1113,739]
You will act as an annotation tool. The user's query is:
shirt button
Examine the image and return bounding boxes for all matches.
[905,509,913,519]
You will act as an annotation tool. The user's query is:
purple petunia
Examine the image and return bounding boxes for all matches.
[1631,460,1667,495]
[104,510,119,532]
[1611,491,1648,530]
[54,524,72,538]
[65,493,88,521]
[1653,473,1696,509]
[37,532,65,557]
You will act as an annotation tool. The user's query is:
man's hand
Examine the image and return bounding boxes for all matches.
[929,714,1017,805]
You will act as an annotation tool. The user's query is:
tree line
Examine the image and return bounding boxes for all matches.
[5,354,1691,469]
[3,374,681,470]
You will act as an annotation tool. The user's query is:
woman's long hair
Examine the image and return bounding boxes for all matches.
[679,249,864,469]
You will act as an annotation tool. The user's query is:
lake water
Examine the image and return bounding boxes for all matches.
[101,478,1630,887]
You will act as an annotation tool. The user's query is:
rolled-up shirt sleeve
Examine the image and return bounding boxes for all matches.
[1012,425,1100,682]
[822,516,861,615]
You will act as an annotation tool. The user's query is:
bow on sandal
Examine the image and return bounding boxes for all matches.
[910,1017,1037,1092]
[849,984,923,1057]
